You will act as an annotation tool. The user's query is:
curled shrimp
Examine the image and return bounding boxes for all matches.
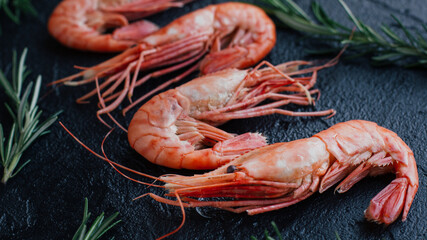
[143,120,419,237]
[128,58,339,170]
[61,120,419,239]
[48,0,194,52]
[50,2,276,116]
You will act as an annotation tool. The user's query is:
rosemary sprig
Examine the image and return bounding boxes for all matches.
[250,221,342,240]
[0,48,60,183]
[0,0,36,24]
[259,0,427,67]
[0,0,37,34]
[72,198,121,240]
[250,221,282,240]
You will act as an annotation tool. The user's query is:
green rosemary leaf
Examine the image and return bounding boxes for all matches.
[381,25,406,45]
[335,231,342,240]
[73,198,120,240]
[2,1,20,24]
[16,0,37,16]
[391,14,417,47]
[16,46,28,97]
[83,198,89,219]
[17,81,32,131]
[283,0,312,22]
[274,10,334,35]
[21,113,58,151]
[404,59,427,68]
[260,6,278,15]
[264,230,271,239]
[271,0,292,14]
[395,47,420,55]
[311,2,329,26]
[5,124,16,163]
[311,2,335,29]
[372,53,405,61]
[91,212,121,239]
[1,0,37,35]
[10,159,30,177]
[77,226,88,240]
[84,213,105,240]
[73,221,89,240]
[312,2,351,31]
[72,199,91,240]
[337,0,363,31]
[415,32,427,48]
[359,22,388,44]
[0,125,5,164]
[29,75,41,111]
[271,221,283,240]
[4,103,17,124]
[0,71,18,104]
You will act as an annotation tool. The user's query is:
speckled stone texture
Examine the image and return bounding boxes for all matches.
[0,0,426,239]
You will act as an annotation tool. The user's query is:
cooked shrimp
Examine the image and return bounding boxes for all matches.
[48,0,194,52]
[50,2,276,117]
[61,120,419,239]
[133,120,418,238]
[128,59,338,170]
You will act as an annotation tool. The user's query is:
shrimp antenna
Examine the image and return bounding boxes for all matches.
[100,128,163,188]
[95,77,128,132]
[59,122,192,187]
[137,192,187,240]
[59,121,163,187]
[157,192,187,240]
[61,122,195,240]
[95,76,113,129]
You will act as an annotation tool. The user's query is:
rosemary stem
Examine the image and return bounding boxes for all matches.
[259,0,427,66]
[2,155,19,183]
[2,169,11,184]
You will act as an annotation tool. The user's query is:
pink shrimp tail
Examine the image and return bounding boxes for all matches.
[316,120,419,225]
[364,127,420,224]
[365,177,418,224]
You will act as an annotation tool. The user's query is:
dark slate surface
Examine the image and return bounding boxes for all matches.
[0,0,426,239]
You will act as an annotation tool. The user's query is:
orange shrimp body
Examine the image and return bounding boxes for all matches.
[154,120,418,225]
[128,60,337,170]
[51,2,276,117]
[138,2,276,74]
[48,0,192,52]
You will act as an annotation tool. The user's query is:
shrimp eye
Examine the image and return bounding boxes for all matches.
[227,165,238,173]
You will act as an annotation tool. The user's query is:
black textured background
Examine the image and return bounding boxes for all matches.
[0,0,426,239]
